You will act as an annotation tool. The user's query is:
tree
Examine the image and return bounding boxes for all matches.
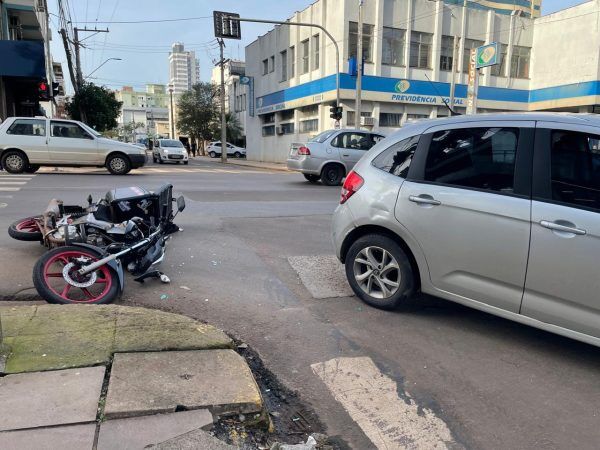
[176,82,218,153]
[66,82,122,132]
[210,112,243,145]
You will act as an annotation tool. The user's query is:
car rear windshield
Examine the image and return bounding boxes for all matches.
[309,130,336,143]
[161,140,184,147]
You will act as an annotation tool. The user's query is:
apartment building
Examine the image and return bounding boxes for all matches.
[168,42,200,94]
[116,84,171,140]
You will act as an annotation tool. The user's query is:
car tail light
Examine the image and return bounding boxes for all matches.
[340,170,364,204]
[298,146,311,156]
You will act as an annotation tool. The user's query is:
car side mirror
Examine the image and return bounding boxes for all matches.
[176,196,185,212]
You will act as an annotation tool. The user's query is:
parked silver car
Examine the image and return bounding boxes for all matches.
[332,113,600,347]
[287,129,386,185]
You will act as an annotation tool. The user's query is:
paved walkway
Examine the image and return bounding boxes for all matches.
[0,304,263,449]
[194,156,289,172]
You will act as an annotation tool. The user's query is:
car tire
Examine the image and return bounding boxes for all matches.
[1,150,28,174]
[106,154,131,175]
[209,151,217,158]
[234,151,242,158]
[345,234,416,310]
[25,164,40,174]
[321,164,344,186]
[303,174,320,183]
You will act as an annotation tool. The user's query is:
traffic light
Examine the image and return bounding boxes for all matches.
[329,103,343,121]
[37,80,49,101]
[52,82,60,98]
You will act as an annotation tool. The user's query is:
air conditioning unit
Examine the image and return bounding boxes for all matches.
[276,126,284,135]
[360,116,375,126]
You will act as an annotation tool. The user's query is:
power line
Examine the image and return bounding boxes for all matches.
[70,15,212,24]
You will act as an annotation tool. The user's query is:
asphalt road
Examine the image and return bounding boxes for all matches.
[1,158,599,449]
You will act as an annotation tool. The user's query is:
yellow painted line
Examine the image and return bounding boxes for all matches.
[312,357,455,449]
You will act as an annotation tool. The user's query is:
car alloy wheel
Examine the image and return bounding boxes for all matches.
[5,154,25,172]
[110,157,126,172]
[353,246,400,299]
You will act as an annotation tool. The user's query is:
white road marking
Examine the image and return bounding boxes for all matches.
[311,357,456,449]
[0,187,21,191]
[0,195,13,198]
[288,255,354,299]
[0,181,27,185]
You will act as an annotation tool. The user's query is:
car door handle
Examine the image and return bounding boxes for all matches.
[342,153,350,157]
[409,195,441,206]
[540,220,586,236]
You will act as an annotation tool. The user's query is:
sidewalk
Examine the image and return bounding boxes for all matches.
[195,156,290,172]
[0,304,263,449]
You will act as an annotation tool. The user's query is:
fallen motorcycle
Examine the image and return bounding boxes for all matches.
[32,196,186,305]
[8,185,180,248]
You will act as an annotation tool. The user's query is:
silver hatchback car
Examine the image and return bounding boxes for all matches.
[287,129,386,186]
[332,113,600,347]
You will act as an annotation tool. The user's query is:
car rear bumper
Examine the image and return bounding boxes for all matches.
[331,202,357,262]
[129,154,147,168]
[286,157,320,175]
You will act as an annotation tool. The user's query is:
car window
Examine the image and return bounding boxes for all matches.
[160,140,183,148]
[372,135,420,178]
[51,122,92,139]
[372,134,386,144]
[309,130,336,143]
[424,127,519,193]
[549,130,600,211]
[332,132,373,150]
[7,119,46,136]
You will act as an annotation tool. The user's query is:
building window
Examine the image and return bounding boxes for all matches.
[511,46,531,79]
[280,109,294,121]
[409,31,433,69]
[290,46,296,77]
[380,113,403,128]
[491,44,508,77]
[269,56,275,73]
[382,27,406,67]
[313,34,320,70]
[280,50,288,82]
[440,35,455,72]
[300,119,318,133]
[407,114,429,121]
[346,111,371,127]
[463,39,485,73]
[301,104,318,117]
[281,123,295,134]
[262,125,276,137]
[262,59,269,75]
[301,39,310,74]
[349,22,374,62]
[261,113,275,124]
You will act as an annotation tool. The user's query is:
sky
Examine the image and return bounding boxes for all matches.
[48,0,589,94]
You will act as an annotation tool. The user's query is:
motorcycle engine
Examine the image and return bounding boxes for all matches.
[86,233,107,247]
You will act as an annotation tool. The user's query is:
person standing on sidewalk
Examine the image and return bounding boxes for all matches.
[191,141,197,157]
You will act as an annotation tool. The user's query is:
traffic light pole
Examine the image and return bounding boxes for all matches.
[225,16,340,108]
[219,38,227,164]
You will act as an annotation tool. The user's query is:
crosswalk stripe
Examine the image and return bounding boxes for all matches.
[0,187,21,191]
[311,357,455,449]
[0,195,14,198]
[0,181,27,185]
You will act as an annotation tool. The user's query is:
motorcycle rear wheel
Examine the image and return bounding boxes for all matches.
[9,217,43,241]
[33,246,120,305]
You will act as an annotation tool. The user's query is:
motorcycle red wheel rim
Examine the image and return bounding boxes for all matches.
[43,250,113,303]
[16,218,40,233]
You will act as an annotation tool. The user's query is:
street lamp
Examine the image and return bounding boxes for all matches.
[168,84,175,139]
[85,58,122,80]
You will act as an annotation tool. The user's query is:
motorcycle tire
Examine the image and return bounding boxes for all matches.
[33,246,120,305]
[8,217,43,241]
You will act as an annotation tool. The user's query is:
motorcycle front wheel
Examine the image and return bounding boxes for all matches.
[33,246,120,305]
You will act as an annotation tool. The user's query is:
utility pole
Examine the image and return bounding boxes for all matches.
[449,35,459,110]
[168,84,175,138]
[355,0,364,128]
[59,28,78,94]
[73,27,109,90]
[219,38,227,164]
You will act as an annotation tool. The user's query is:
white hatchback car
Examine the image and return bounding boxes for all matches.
[152,139,189,165]
[0,117,146,175]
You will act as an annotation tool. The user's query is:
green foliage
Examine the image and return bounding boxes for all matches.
[176,82,218,143]
[66,82,122,132]
[210,112,243,144]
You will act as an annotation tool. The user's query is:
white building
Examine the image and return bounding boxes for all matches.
[211,60,248,145]
[245,0,600,162]
[168,42,200,94]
